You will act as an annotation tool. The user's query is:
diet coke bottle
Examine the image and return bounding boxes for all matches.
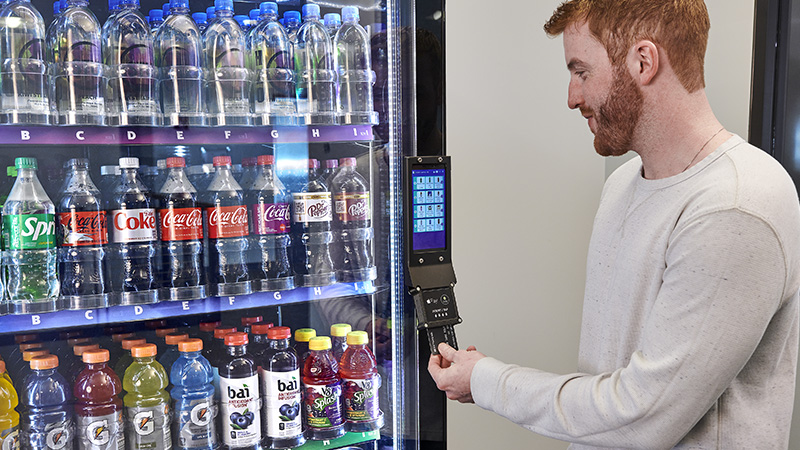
[202,155,251,296]
[247,154,294,291]
[330,157,376,282]
[57,158,110,309]
[158,156,206,301]
[291,159,336,286]
[107,157,159,305]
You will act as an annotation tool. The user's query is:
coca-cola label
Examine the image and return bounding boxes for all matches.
[252,203,290,235]
[58,211,108,246]
[110,208,157,243]
[292,193,332,224]
[334,192,370,223]
[159,207,203,241]
[206,205,249,239]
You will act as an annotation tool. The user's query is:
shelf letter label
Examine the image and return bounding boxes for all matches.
[224,130,231,139]
[176,131,184,140]
[76,130,85,141]
[182,301,189,311]
[134,306,144,315]
[312,128,320,138]
[21,130,30,141]
[273,292,281,300]
[353,127,358,136]
[228,297,235,305]
[85,310,93,320]
[270,130,279,139]
[127,130,137,140]
[314,287,322,296]
[31,315,40,325]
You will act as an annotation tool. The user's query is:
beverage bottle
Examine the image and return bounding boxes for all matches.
[98,166,120,204]
[153,160,168,193]
[294,4,336,125]
[198,321,221,355]
[207,327,235,408]
[247,9,259,33]
[154,327,179,355]
[57,158,110,310]
[45,1,62,64]
[291,159,336,287]
[109,332,136,364]
[100,0,120,44]
[21,355,75,450]
[301,336,344,441]
[7,342,44,382]
[202,156,251,297]
[237,158,257,192]
[218,332,261,450]
[323,13,340,37]
[73,349,125,450]
[148,9,163,36]
[258,326,303,449]
[6,335,39,378]
[0,361,20,450]
[338,331,382,432]
[292,328,314,369]
[329,157,376,282]
[159,157,207,301]
[122,344,171,450]
[113,337,146,379]
[106,157,159,306]
[334,6,378,125]
[247,2,295,126]
[50,0,106,125]
[233,15,248,32]
[282,11,299,44]
[65,343,100,384]
[321,159,338,186]
[171,339,218,450]
[239,316,262,336]
[158,332,188,377]
[154,0,205,126]
[329,323,350,363]
[0,0,50,125]
[205,6,215,26]
[3,157,59,314]
[192,12,207,33]
[248,324,271,365]
[161,2,169,19]
[19,348,51,385]
[203,0,251,126]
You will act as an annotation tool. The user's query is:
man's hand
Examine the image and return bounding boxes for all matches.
[428,343,486,403]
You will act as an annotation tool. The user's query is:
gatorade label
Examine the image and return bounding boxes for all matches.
[219,375,261,447]
[252,203,290,235]
[76,412,124,450]
[262,370,302,438]
[58,211,108,247]
[342,375,381,422]
[174,396,217,449]
[303,382,343,429]
[334,192,370,223]
[27,420,72,450]
[110,209,157,243]
[0,427,19,450]
[3,214,56,250]
[159,208,203,241]
[292,193,332,224]
[205,206,248,239]
[125,404,171,450]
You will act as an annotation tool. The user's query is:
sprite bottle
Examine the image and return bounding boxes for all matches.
[2,157,59,314]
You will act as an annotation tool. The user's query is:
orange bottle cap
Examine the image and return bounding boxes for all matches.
[0,361,6,374]
[178,339,204,353]
[112,332,136,343]
[267,326,291,340]
[199,321,221,332]
[68,337,91,347]
[330,323,352,337]
[346,331,369,346]
[131,344,157,358]
[241,316,263,326]
[19,342,43,351]
[122,338,147,350]
[294,328,316,342]
[83,349,110,364]
[15,334,38,344]
[224,332,248,346]
[30,355,58,370]
[251,323,274,335]
[23,349,50,362]
[165,333,189,346]
[214,327,236,339]
[73,344,100,356]
[145,320,168,330]
[155,328,178,338]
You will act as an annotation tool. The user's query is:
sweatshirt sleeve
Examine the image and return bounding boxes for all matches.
[471,208,789,449]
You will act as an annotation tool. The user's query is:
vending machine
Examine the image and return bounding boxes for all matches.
[0,0,448,447]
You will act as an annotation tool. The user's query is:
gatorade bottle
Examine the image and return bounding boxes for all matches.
[113,337,147,380]
[19,348,51,385]
[0,361,20,450]
[6,334,38,375]
[259,326,303,449]
[21,355,74,450]
[338,331,382,432]
[158,332,189,377]
[171,339,217,450]
[293,328,315,369]
[329,324,351,363]
[66,343,100,384]
[73,349,124,450]
[109,332,136,364]
[154,328,179,355]
[123,344,171,450]
[302,336,344,440]
[218,332,261,450]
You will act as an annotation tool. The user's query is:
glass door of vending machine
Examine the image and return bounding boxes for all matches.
[0,0,438,447]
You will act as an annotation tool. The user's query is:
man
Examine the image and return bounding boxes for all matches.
[429,1,800,448]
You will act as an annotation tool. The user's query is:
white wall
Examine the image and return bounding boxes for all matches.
[445,2,756,449]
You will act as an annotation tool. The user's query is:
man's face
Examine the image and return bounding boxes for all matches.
[563,23,644,157]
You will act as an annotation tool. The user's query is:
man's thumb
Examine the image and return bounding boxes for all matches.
[438,343,457,360]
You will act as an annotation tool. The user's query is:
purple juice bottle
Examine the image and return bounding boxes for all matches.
[301,336,344,441]
[259,326,303,449]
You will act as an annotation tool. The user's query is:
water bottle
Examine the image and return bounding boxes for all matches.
[0,0,50,124]
[330,157,376,282]
[291,159,336,287]
[57,158,110,310]
[323,13,340,36]
[203,0,251,126]
[104,0,160,126]
[192,12,206,33]
[45,0,62,64]
[50,0,106,125]
[161,2,169,19]
[294,3,337,125]
[282,11,299,43]
[100,0,119,44]
[155,0,205,126]
[247,9,259,32]
[21,355,75,450]
[334,6,378,125]
[148,8,163,36]
[233,14,247,31]
[3,157,59,314]
[205,6,215,25]
[247,1,295,126]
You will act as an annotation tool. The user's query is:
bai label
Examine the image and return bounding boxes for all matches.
[125,404,171,450]
[174,397,217,449]
[206,205,248,239]
[334,192,370,223]
[220,376,261,447]
[58,211,108,246]
[110,209,157,243]
[252,203,290,235]
[262,370,302,439]
[303,382,343,429]
[292,193,332,224]
[159,207,203,241]
[3,214,56,250]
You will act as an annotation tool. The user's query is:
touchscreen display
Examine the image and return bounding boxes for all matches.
[412,168,446,251]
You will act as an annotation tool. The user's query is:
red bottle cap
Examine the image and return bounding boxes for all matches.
[267,326,291,340]
[257,155,274,165]
[178,339,204,353]
[199,321,222,332]
[167,157,186,168]
[308,159,319,169]
[131,344,158,358]
[165,333,189,346]
[30,355,58,370]
[241,316,263,327]
[155,328,178,338]
[121,338,147,351]
[224,332,249,346]
[251,323,274,335]
[73,343,100,356]
[214,327,237,339]
[23,349,50,362]
[213,156,232,167]
[340,157,357,167]
[83,349,110,364]
[325,159,338,169]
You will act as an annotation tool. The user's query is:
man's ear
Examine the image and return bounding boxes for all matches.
[629,40,659,85]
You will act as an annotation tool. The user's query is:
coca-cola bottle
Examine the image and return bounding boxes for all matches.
[247,154,294,292]
[291,159,336,286]
[158,156,206,301]
[106,157,159,305]
[330,157,376,282]
[202,155,251,296]
[57,158,110,309]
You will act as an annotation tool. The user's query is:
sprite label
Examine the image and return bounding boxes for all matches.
[3,214,56,250]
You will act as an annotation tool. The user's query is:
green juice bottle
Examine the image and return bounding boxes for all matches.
[123,343,172,450]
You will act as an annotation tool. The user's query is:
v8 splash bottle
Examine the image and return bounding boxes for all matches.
[0,361,20,450]
[171,339,218,450]
[301,337,343,441]
[73,349,124,450]
[218,333,261,450]
[259,327,303,450]
[21,355,75,450]
[123,344,171,450]
[338,331,382,432]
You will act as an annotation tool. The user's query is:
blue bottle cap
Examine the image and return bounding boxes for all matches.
[192,11,206,24]
[59,0,68,11]
[149,8,162,19]
[259,1,276,16]
[341,6,358,22]
[53,0,60,14]
[249,9,259,19]
[169,0,187,11]
[119,0,137,8]
[214,0,232,12]
[234,14,247,27]
[284,10,300,24]
[278,18,284,26]
[206,5,215,19]
[301,3,320,20]
[324,12,341,27]
[162,2,169,15]
[108,0,117,10]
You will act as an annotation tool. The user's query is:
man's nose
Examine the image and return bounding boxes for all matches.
[567,81,582,110]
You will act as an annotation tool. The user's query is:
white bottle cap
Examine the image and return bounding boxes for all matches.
[119,157,139,169]
[157,159,167,170]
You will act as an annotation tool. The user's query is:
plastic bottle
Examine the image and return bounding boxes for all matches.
[323,13,340,37]
[171,339,218,450]
[233,15,248,31]
[240,316,262,335]
[321,159,338,186]
[155,0,205,126]
[50,0,106,125]
[3,157,59,314]
[301,336,344,441]
[113,337,146,379]
[45,1,62,64]
[247,9,260,32]
[202,156,251,297]
[237,157,257,192]
[159,156,207,301]
[57,158,110,310]
[0,361,19,450]
[291,159,336,287]
[292,328,314,369]
[98,166,120,204]
[330,157,376,282]
[218,332,261,450]
[123,344,171,450]
[153,159,168,192]
[100,0,119,45]
[338,331,382,432]
[329,323,350,363]
[248,323,272,365]
[21,355,75,450]
[65,343,100,384]
[154,327,179,355]
[158,332,189,376]
[207,327,235,406]
[0,0,50,124]
[259,326,303,449]
[282,11,299,44]
[247,155,294,292]
[197,321,221,355]
[294,3,337,125]
[203,0,251,126]
[19,348,51,385]
[205,6,215,25]
[148,9,163,36]
[334,6,378,124]
[6,335,39,378]
[192,12,207,33]
[73,349,124,450]
[106,157,159,306]
[109,332,136,364]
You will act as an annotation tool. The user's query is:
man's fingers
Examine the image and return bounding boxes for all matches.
[438,343,457,361]
[428,354,443,377]
[466,345,477,352]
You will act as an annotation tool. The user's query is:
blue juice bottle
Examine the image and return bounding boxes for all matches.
[171,339,218,450]
[21,355,75,450]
